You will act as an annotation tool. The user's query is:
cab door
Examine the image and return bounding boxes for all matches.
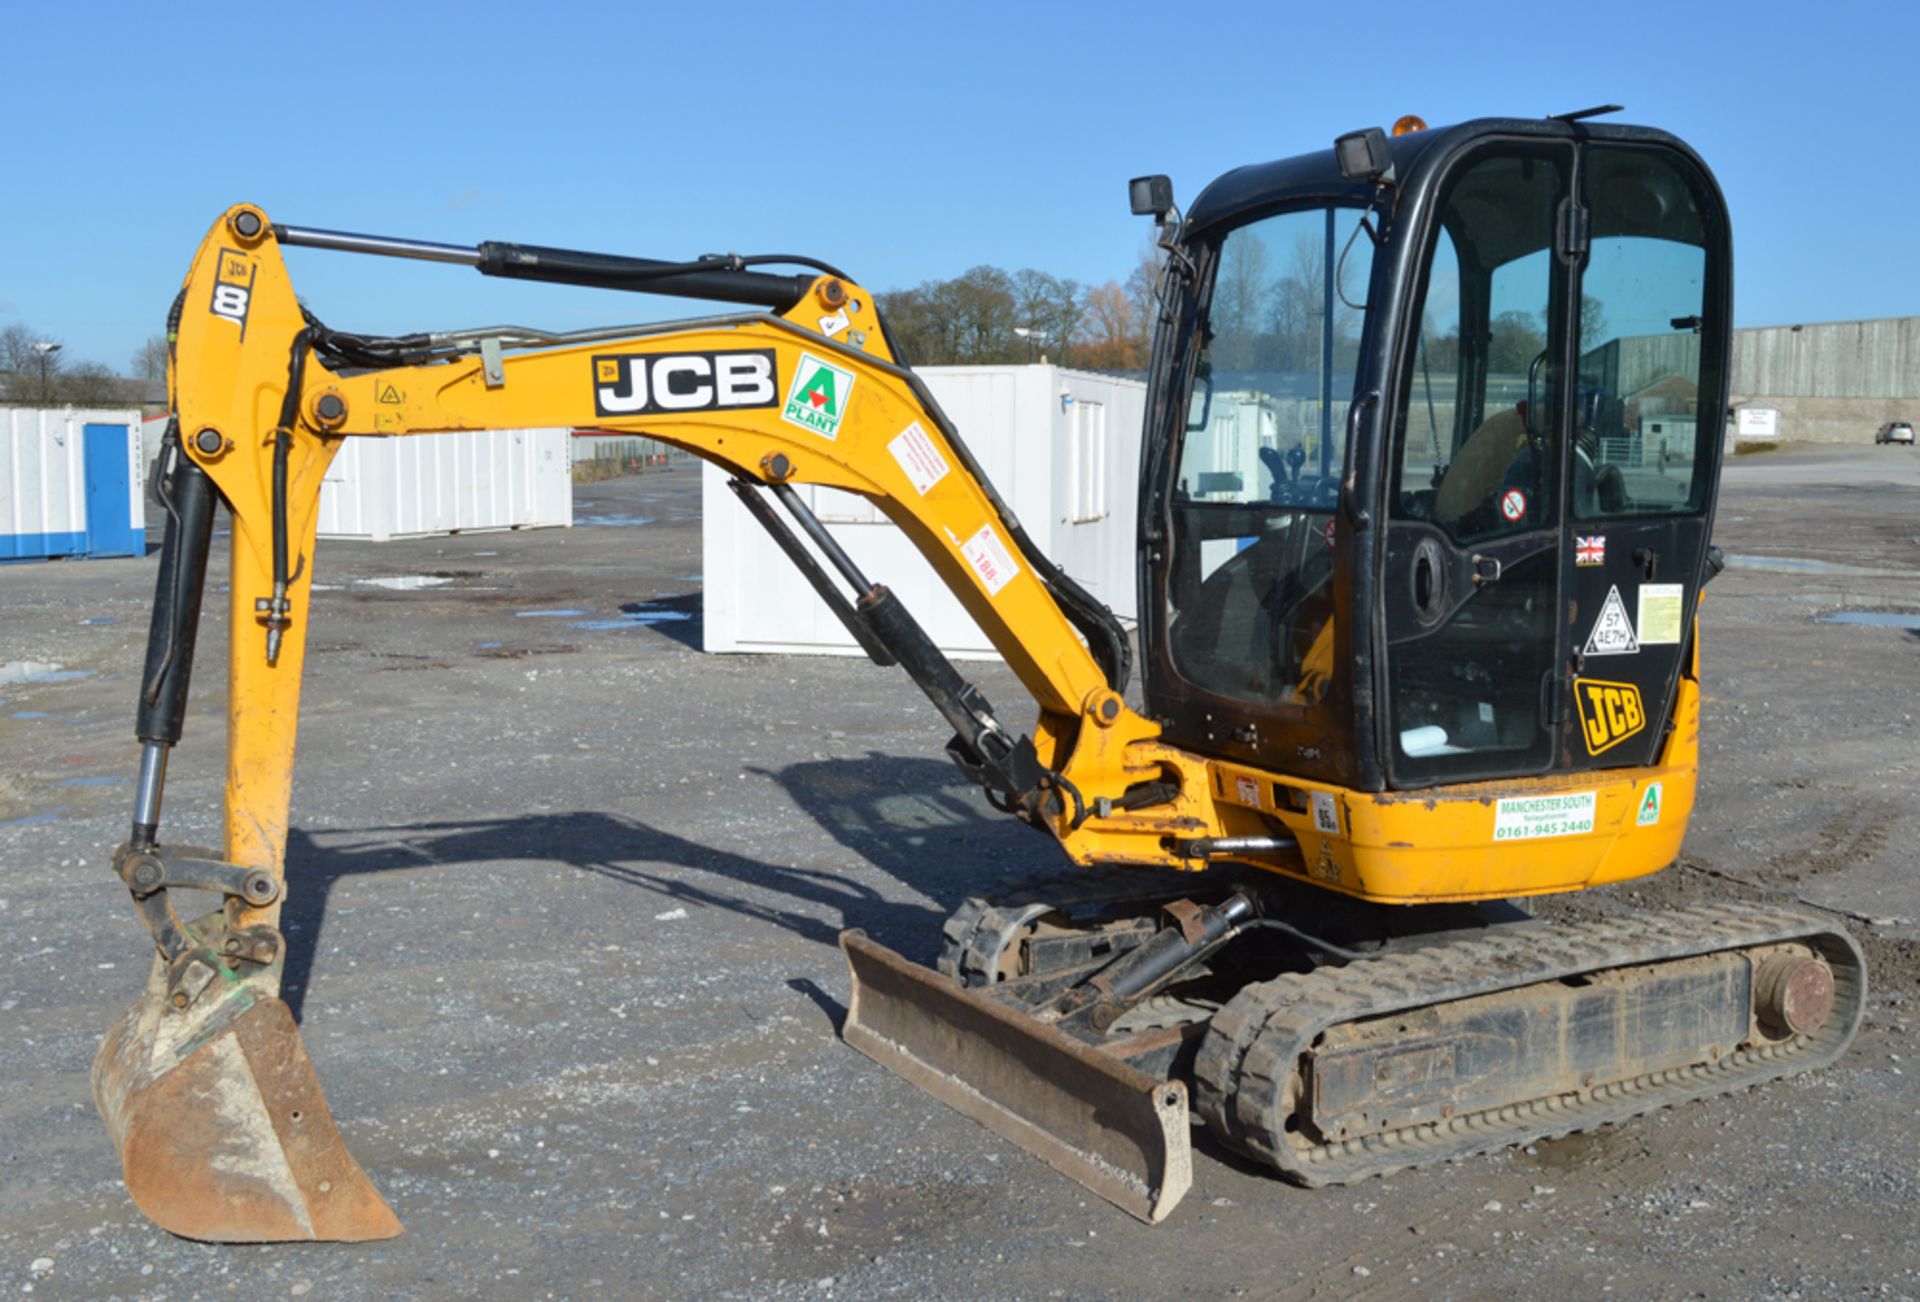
[1559,143,1727,772]
[1380,136,1729,788]
[1382,140,1577,787]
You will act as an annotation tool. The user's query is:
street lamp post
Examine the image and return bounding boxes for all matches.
[31,341,62,405]
[1012,326,1053,363]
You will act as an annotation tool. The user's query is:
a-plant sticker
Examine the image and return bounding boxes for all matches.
[782,351,857,439]
[1637,781,1663,827]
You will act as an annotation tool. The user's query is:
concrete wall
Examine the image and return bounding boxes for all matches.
[1722,393,1912,445]
[1730,316,1920,444]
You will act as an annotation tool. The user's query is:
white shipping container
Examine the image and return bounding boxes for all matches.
[1,408,145,559]
[316,428,572,541]
[703,365,1145,659]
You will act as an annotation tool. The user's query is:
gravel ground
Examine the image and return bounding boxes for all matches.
[1,447,1915,1300]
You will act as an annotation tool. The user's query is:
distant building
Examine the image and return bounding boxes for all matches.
[1728,315,1919,444]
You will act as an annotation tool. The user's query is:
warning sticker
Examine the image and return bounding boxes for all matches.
[888,421,950,496]
[960,524,1020,596]
[1493,791,1597,842]
[1636,782,1663,827]
[1500,488,1528,523]
[1234,775,1261,807]
[1637,583,1685,645]
[1583,584,1639,656]
[1311,791,1340,836]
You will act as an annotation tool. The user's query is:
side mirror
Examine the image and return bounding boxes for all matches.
[1333,127,1394,183]
[1129,174,1175,225]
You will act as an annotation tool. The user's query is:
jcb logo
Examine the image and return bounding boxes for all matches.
[591,349,777,418]
[1575,678,1645,755]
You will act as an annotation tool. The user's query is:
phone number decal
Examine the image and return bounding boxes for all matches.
[1492,791,1597,842]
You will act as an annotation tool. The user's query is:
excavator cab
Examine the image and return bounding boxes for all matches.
[1139,117,1729,797]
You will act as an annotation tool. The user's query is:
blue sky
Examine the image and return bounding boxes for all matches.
[4,0,1914,373]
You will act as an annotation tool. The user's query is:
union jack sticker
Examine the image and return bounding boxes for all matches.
[1575,535,1606,567]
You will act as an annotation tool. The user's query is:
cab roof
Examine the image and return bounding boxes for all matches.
[1181,116,1709,239]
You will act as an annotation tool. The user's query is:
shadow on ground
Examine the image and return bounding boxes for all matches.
[276,752,1048,1020]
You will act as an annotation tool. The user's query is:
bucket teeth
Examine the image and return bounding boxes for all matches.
[93,934,400,1242]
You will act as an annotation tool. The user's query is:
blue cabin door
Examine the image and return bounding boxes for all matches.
[83,423,141,557]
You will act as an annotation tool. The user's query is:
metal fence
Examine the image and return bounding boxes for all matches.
[571,433,697,479]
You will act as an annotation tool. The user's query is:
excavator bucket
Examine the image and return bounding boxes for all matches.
[839,930,1192,1224]
[92,918,401,1243]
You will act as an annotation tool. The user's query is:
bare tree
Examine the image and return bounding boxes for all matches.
[0,323,45,378]
[1123,243,1163,361]
[1,324,63,403]
[1074,281,1143,369]
[131,334,170,382]
[1010,269,1081,364]
[57,361,135,406]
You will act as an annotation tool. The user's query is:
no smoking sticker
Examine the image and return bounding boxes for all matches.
[1500,488,1528,523]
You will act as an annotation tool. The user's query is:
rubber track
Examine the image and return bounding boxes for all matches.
[1192,900,1866,1186]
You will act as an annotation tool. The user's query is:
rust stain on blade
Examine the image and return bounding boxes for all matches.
[94,964,401,1243]
[839,929,1191,1224]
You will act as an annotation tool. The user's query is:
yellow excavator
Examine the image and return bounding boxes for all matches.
[98,112,1862,1240]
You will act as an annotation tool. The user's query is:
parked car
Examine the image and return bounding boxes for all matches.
[1877,421,1915,445]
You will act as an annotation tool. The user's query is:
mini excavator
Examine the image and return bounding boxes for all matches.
[98,113,1863,1239]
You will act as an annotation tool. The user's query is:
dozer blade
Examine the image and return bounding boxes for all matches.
[839,929,1191,1224]
[93,931,401,1243]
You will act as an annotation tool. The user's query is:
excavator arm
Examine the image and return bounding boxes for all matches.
[97,205,1248,1241]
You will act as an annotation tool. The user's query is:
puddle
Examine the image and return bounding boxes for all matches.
[577,514,656,528]
[676,574,703,583]
[0,662,93,686]
[11,711,53,720]
[1727,554,1915,579]
[568,598,696,631]
[57,775,123,788]
[0,807,67,829]
[359,575,455,591]
[1818,610,1920,629]
[81,617,115,626]
[517,609,587,618]
[477,642,504,650]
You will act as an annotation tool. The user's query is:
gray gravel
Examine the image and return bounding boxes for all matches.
[2,448,1916,1300]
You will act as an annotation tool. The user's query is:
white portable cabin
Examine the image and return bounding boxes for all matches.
[315,428,573,541]
[703,365,1146,659]
[1,408,145,559]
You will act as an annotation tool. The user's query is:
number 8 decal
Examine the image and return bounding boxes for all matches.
[211,283,250,322]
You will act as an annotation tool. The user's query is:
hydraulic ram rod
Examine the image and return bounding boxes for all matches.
[273,224,814,309]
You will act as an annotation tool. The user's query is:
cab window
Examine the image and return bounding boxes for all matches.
[1166,205,1374,707]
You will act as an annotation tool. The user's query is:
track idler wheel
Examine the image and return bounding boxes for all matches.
[1754,951,1836,1038]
